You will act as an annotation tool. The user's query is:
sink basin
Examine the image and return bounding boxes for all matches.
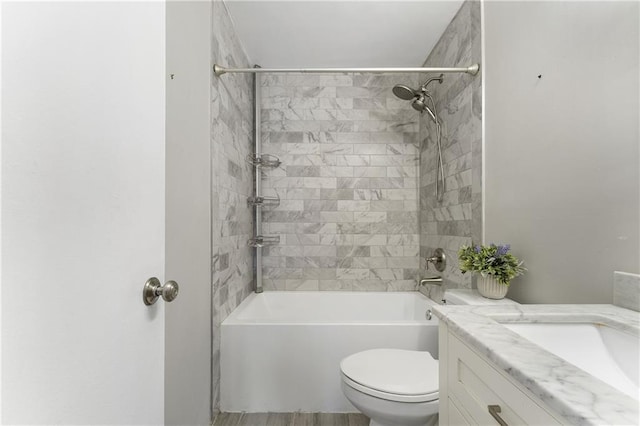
[503,322,639,400]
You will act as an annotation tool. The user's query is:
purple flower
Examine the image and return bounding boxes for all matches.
[496,244,511,256]
[474,245,481,253]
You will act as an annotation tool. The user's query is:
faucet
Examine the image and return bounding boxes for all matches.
[425,248,446,272]
[419,277,443,286]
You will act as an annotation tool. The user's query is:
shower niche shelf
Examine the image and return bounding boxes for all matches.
[247,196,280,208]
[246,153,281,169]
[248,235,280,248]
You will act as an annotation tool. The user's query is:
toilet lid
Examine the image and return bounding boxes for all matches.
[340,349,439,398]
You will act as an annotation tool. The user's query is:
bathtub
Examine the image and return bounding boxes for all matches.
[220,291,439,413]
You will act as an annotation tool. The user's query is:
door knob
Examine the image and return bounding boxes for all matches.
[143,277,179,306]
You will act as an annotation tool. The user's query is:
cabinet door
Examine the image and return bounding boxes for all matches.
[448,334,563,425]
[448,398,473,426]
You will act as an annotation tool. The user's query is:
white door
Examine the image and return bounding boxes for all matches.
[2,2,166,424]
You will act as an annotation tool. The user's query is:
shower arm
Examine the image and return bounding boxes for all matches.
[420,75,444,92]
[214,64,480,76]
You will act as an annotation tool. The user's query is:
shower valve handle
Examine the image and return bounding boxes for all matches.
[425,248,446,272]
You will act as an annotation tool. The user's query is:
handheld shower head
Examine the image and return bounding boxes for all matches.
[424,106,438,124]
[411,95,438,123]
[411,95,426,112]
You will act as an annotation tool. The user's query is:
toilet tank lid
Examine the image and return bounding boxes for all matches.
[443,289,519,305]
[340,349,438,396]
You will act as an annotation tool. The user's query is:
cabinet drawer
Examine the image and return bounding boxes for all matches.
[448,333,562,425]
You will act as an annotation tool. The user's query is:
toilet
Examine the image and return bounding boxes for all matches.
[341,348,439,426]
[340,289,517,426]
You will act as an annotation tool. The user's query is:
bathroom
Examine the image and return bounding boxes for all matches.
[1,0,638,425]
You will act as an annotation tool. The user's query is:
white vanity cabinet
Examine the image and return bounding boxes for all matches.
[439,322,566,425]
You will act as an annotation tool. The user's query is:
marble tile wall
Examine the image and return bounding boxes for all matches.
[259,73,422,291]
[418,0,482,302]
[613,271,640,312]
[211,0,255,411]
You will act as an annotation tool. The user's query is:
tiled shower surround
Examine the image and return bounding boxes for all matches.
[211,0,255,411]
[257,1,482,294]
[418,0,482,301]
[259,73,423,291]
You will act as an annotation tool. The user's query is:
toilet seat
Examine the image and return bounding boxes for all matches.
[341,373,438,403]
[340,349,439,403]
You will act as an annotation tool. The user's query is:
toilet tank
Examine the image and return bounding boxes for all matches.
[443,289,519,306]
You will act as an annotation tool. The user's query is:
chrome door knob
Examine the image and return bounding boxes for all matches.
[143,277,180,306]
[159,280,179,302]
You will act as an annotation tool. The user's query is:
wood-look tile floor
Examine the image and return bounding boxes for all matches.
[213,412,369,426]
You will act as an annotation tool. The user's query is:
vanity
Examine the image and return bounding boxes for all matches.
[433,304,640,425]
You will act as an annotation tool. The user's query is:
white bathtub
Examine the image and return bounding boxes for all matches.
[220,291,439,413]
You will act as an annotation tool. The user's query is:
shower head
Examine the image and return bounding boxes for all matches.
[393,75,444,121]
[411,95,438,123]
[393,77,441,124]
[411,95,426,112]
[392,84,418,100]
[394,74,444,102]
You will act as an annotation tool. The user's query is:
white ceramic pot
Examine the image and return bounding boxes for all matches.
[477,275,509,299]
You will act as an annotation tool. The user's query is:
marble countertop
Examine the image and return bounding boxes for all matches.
[433,303,640,425]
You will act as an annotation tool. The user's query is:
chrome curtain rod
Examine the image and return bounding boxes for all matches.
[213,63,480,76]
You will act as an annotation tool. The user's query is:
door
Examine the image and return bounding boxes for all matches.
[2,2,166,424]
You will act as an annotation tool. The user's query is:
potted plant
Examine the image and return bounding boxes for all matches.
[458,244,526,299]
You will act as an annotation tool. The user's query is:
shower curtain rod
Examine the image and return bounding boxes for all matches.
[213,63,480,76]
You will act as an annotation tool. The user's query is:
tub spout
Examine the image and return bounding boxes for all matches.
[419,277,443,286]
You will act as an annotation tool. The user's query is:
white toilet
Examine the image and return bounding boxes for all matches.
[341,348,439,426]
[340,289,517,426]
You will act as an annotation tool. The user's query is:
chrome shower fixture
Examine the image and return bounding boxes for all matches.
[411,95,427,111]
[421,74,444,90]
[418,93,439,123]
[392,84,418,100]
[411,95,437,123]
[391,75,443,111]
[392,74,446,203]
[392,74,444,121]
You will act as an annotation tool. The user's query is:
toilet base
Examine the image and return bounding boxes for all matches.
[342,381,438,426]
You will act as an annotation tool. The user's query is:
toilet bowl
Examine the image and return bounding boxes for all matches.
[340,349,439,426]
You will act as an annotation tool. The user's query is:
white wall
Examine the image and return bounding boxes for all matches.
[484,1,639,303]
[0,1,4,420]
[224,1,463,68]
[2,2,166,423]
[165,1,213,424]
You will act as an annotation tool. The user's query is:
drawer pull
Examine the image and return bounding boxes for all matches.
[488,405,508,426]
